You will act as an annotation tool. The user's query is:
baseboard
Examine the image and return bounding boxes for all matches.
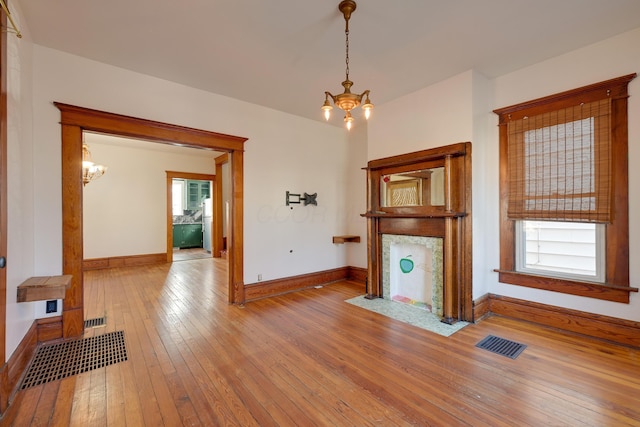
[0,321,38,414]
[472,293,490,322]
[244,266,366,302]
[83,252,166,270]
[37,316,64,342]
[479,293,640,348]
[346,266,367,284]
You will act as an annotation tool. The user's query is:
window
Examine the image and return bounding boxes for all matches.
[172,179,185,216]
[516,221,604,282]
[494,74,637,303]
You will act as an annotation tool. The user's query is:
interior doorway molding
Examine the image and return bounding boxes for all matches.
[55,102,247,338]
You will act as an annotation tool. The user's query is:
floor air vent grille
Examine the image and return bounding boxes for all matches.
[476,335,526,359]
[84,316,106,329]
[21,330,128,390]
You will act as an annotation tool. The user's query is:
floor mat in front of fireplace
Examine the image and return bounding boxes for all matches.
[21,330,128,390]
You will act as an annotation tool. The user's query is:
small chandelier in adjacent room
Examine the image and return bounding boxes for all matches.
[322,0,373,130]
[82,144,107,186]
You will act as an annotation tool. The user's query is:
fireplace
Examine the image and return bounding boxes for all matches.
[382,234,443,316]
[363,142,473,323]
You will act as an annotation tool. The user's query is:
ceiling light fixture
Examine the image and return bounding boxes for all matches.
[322,0,373,130]
[82,144,107,186]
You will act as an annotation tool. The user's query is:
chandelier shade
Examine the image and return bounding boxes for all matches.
[322,0,373,130]
[82,143,107,186]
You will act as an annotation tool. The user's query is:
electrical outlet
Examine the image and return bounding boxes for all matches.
[46,300,58,314]
[258,274,262,282]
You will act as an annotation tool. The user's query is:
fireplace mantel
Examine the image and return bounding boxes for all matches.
[362,142,473,323]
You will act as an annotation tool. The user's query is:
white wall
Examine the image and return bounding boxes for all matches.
[368,71,474,161]
[82,140,217,259]
[31,45,350,288]
[3,2,43,360]
[491,27,640,321]
[344,123,368,268]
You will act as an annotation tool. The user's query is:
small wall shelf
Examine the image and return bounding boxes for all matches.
[17,275,72,302]
[333,235,361,244]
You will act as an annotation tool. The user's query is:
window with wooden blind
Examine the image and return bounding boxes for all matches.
[494,74,637,303]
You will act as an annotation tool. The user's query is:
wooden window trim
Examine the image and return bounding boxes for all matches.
[494,74,638,302]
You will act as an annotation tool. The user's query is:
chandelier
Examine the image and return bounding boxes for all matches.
[322,0,373,130]
[82,144,107,186]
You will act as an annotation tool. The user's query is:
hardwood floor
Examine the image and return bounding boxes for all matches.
[2,259,640,426]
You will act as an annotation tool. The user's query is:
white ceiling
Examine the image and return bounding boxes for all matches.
[19,0,640,126]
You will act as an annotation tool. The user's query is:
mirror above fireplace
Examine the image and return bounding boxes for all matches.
[381,167,445,208]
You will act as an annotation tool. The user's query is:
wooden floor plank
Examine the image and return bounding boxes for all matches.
[3,259,639,426]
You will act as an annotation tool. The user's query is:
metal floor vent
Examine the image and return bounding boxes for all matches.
[476,335,527,359]
[84,316,106,329]
[21,330,128,390]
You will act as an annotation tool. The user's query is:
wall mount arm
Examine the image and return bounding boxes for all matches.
[286,191,318,206]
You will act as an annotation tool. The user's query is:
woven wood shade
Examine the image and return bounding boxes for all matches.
[506,99,611,223]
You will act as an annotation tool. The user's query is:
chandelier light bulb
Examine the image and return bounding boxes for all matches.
[322,97,333,121]
[362,96,374,120]
[344,112,354,130]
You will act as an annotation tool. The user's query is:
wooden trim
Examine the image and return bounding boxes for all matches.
[230,151,244,303]
[472,294,490,322]
[54,102,247,152]
[493,73,637,121]
[60,123,84,339]
[37,316,63,342]
[214,154,228,258]
[0,321,37,414]
[496,270,636,303]
[367,142,468,170]
[346,266,367,284]
[244,267,365,302]
[83,253,167,271]
[166,171,217,181]
[0,5,7,407]
[495,75,634,301]
[56,103,247,337]
[486,293,640,348]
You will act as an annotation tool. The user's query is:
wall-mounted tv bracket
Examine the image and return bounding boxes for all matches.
[286,191,318,206]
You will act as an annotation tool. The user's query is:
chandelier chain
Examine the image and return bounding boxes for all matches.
[345,27,350,81]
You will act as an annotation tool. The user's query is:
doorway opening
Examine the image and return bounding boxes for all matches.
[58,102,247,338]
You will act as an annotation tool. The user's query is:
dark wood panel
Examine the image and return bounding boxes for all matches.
[378,217,445,236]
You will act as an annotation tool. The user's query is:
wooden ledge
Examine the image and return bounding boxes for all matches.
[17,275,72,302]
[333,235,361,244]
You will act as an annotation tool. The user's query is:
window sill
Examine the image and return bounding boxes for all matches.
[494,270,638,303]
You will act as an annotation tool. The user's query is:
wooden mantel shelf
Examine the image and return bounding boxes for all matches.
[17,275,72,302]
[332,235,361,244]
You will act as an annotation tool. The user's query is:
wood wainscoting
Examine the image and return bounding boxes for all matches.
[475,293,640,348]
